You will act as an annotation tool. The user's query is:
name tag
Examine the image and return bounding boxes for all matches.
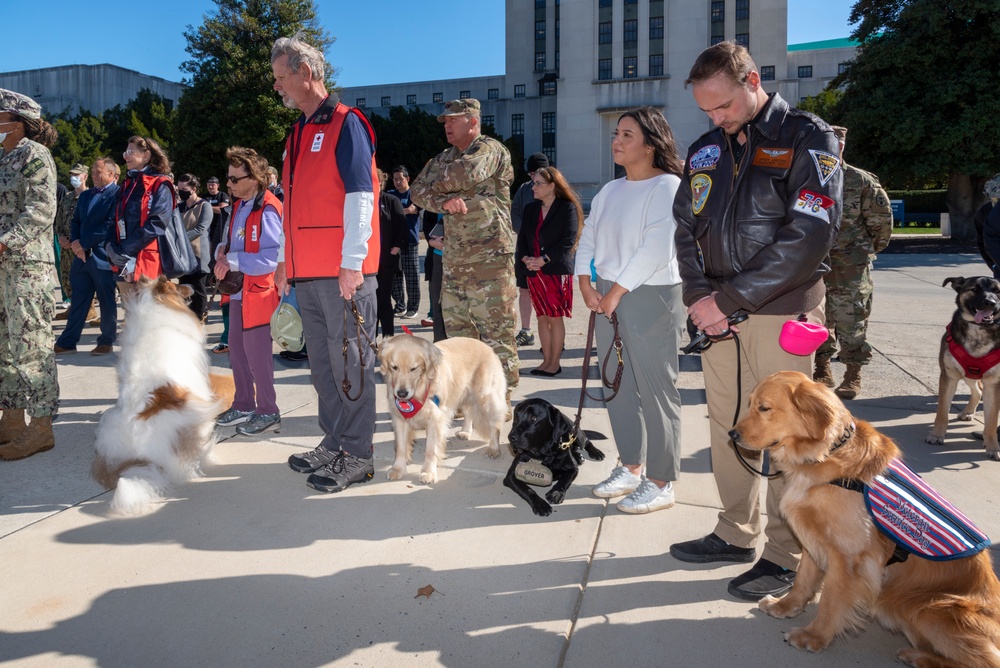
[311,133,324,152]
[117,219,126,239]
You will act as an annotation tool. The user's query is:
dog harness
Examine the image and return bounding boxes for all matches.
[944,323,1000,379]
[394,387,439,420]
[831,458,990,563]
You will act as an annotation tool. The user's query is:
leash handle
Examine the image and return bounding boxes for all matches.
[341,297,378,401]
[572,311,625,437]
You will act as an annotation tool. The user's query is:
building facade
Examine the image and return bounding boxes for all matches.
[0,64,185,117]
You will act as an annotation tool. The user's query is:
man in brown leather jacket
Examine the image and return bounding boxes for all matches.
[668,42,843,602]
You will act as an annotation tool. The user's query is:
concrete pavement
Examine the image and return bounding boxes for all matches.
[1,247,998,667]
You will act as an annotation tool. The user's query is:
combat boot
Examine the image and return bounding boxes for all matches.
[814,358,835,388]
[0,408,26,445]
[835,364,862,400]
[0,416,55,461]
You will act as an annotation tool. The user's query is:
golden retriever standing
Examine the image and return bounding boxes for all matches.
[379,335,507,484]
[730,370,1000,668]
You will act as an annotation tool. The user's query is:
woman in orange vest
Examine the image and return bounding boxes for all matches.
[213,147,283,436]
[104,135,173,299]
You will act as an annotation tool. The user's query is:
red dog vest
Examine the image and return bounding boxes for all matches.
[945,323,1000,379]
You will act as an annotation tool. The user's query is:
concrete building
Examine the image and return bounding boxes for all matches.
[0,64,185,117]
[341,0,858,199]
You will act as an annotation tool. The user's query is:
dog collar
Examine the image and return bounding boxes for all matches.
[830,422,855,453]
[394,386,439,420]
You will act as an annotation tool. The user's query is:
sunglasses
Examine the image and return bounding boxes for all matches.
[227,174,251,184]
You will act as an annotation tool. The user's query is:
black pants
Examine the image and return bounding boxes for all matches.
[376,269,397,337]
[179,270,209,320]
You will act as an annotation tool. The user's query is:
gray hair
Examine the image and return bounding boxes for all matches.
[271,31,325,81]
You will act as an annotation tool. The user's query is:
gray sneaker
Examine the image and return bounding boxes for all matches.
[306,450,374,493]
[288,445,342,473]
[592,466,642,499]
[515,329,535,346]
[616,479,675,514]
[216,407,254,426]
[236,412,281,435]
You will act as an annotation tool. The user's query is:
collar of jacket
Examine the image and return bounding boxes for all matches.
[746,92,787,143]
[300,94,341,126]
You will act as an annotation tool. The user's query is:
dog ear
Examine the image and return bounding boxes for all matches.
[424,339,443,383]
[942,276,965,292]
[549,403,573,444]
[791,381,838,440]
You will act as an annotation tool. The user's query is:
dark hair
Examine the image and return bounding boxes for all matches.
[127,135,171,175]
[617,107,684,177]
[225,146,269,190]
[534,166,584,236]
[392,165,409,179]
[685,41,757,88]
[18,116,58,148]
[177,173,200,190]
[94,157,121,180]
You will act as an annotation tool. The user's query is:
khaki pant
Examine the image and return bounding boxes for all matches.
[701,304,823,572]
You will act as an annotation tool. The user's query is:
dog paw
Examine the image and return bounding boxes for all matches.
[784,627,831,653]
[418,471,438,484]
[585,445,606,461]
[531,500,553,517]
[483,445,501,459]
[956,412,974,421]
[987,448,1000,462]
[924,432,945,445]
[896,647,935,668]
[456,431,470,441]
[387,467,405,481]
[759,594,803,619]
[545,489,566,505]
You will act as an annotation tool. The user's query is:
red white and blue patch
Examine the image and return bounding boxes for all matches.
[793,189,835,223]
[864,459,989,561]
[689,144,721,172]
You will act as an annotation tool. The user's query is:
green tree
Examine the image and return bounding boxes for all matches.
[50,114,108,183]
[797,89,843,126]
[171,0,333,181]
[367,106,448,178]
[103,88,175,156]
[834,0,1000,240]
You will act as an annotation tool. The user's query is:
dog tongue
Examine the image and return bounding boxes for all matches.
[976,309,993,324]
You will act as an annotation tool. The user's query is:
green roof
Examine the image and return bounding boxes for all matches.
[788,37,858,52]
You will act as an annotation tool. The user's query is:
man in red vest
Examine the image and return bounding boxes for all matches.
[271,32,381,494]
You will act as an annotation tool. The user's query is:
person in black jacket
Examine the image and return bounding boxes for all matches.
[516,166,581,376]
[376,169,408,337]
[977,173,1000,276]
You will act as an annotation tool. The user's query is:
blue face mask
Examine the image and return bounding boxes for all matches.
[70,175,83,188]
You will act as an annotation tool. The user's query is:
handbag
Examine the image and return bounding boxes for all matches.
[217,270,245,295]
[158,208,198,279]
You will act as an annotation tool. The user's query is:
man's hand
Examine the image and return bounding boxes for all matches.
[58,235,71,250]
[442,197,467,215]
[428,237,444,251]
[70,240,86,261]
[687,292,735,336]
[275,262,289,296]
[339,267,364,300]
[390,246,400,255]
[214,256,230,281]
[404,204,419,215]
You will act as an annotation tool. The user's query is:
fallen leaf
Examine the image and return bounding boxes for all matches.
[415,585,441,599]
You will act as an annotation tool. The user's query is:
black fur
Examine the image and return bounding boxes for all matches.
[503,398,605,517]
[943,276,1000,355]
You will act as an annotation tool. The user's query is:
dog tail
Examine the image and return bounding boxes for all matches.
[109,464,169,517]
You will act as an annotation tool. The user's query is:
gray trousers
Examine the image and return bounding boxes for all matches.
[296,276,378,458]
[595,279,685,482]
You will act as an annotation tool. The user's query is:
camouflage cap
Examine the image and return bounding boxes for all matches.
[830,125,848,142]
[69,163,89,175]
[437,98,481,122]
[0,88,41,120]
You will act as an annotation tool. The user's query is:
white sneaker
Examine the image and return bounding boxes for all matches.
[592,466,642,499]
[616,479,675,514]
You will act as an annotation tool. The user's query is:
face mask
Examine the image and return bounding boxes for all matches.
[70,175,83,188]
[178,190,192,202]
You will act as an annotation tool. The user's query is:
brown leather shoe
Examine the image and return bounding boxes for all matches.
[53,309,70,321]
[91,345,114,356]
[0,416,54,461]
[54,344,77,354]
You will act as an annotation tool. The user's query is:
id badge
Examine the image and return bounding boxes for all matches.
[116,219,126,239]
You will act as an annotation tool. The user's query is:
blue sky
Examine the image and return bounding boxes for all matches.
[7,0,855,87]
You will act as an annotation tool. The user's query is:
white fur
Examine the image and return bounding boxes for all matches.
[93,281,221,516]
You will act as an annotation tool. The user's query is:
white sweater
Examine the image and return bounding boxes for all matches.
[574,173,682,291]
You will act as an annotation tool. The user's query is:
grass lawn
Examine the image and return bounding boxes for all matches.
[894,226,941,235]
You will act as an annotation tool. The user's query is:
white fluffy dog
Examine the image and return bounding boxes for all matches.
[379,335,508,484]
[92,276,233,516]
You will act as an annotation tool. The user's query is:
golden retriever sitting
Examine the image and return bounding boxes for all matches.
[729,370,1000,668]
[379,335,507,484]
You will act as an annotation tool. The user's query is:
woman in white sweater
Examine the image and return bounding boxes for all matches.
[575,106,686,514]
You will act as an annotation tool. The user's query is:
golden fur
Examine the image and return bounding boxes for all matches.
[730,371,1000,668]
[379,335,508,484]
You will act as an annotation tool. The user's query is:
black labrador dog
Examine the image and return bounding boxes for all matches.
[504,398,605,516]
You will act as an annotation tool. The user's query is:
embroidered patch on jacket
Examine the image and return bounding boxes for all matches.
[21,158,44,178]
[793,189,835,223]
[691,174,712,215]
[752,147,794,169]
[689,145,721,172]
[808,149,840,186]
[864,458,989,561]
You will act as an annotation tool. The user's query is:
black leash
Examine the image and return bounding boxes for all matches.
[342,297,378,401]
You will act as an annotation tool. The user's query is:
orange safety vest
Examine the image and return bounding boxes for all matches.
[281,99,380,280]
[227,190,283,330]
[112,173,173,280]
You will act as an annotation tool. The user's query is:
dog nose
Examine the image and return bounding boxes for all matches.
[395,389,409,399]
[728,429,740,442]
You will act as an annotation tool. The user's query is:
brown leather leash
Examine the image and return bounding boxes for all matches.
[342,297,378,401]
[568,310,624,442]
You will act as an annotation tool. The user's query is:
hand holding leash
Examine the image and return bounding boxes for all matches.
[682,312,749,355]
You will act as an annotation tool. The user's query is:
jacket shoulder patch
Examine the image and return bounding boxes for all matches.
[21,158,45,178]
[808,149,841,186]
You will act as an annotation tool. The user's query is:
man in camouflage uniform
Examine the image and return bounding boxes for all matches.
[814,125,893,399]
[53,163,93,321]
[410,99,519,394]
[0,89,60,460]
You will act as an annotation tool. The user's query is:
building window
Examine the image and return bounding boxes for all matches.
[488,88,499,99]
[460,90,470,98]
[380,96,391,107]
[735,33,749,48]
[649,16,664,40]
[760,65,775,81]
[406,94,416,105]
[798,65,813,78]
[624,0,637,4]
[511,114,524,135]
[541,80,556,96]
[542,112,556,133]
[535,0,545,7]
[514,84,526,98]
[433,92,443,103]
[598,21,612,44]
[598,58,612,81]
[735,0,750,20]
[555,50,560,70]
[623,56,638,79]
[356,98,366,108]
[838,61,849,74]
[535,52,546,71]
[649,54,663,77]
[542,111,556,166]
[599,0,612,6]
[482,115,494,128]
[623,19,638,43]
[535,20,546,40]
[711,1,725,22]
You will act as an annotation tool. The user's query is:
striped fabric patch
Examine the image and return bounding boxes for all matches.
[864,459,990,561]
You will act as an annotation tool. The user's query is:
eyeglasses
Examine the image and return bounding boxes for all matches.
[531,180,551,187]
[122,148,147,157]
[227,174,251,184]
